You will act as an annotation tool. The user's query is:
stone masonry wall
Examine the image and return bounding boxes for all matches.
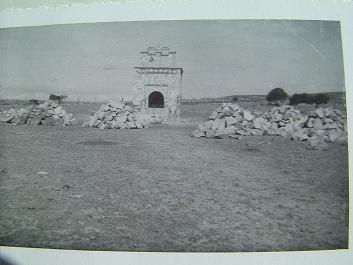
[133,68,182,121]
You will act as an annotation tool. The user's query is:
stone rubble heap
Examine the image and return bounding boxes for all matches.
[255,105,309,138]
[0,101,74,126]
[192,103,258,139]
[192,103,346,149]
[82,102,153,129]
[301,107,346,149]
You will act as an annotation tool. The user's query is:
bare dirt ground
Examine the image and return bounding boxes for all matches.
[0,102,349,252]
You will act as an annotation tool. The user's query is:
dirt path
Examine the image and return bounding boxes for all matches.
[0,123,348,251]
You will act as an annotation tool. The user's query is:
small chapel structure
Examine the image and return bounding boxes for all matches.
[132,47,183,121]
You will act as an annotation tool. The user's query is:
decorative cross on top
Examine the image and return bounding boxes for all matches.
[140,47,176,67]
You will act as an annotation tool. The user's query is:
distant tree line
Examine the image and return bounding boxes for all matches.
[29,99,39,105]
[266,87,329,105]
[49,94,68,104]
[289,93,329,105]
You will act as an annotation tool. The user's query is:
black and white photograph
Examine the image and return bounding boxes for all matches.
[0,18,349,254]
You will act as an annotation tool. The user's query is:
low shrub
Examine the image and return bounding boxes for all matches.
[314,93,330,105]
[266,88,288,102]
[232,96,239,102]
[289,93,330,105]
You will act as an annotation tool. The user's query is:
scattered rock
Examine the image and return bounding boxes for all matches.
[229,134,242,139]
[85,102,155,129]
[243,110,254,121]
[192,129,205,138]
[41,116,59,126]
[253,117,266,130]
[0,101,74,126]
[192,103,258,139]
[306,136,328,150]
[192,103,346,149]
[290,129,309,141]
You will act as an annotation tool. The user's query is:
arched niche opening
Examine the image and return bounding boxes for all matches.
[148,91,164,108]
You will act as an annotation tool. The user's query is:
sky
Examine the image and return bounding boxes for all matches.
[0,20,345,101]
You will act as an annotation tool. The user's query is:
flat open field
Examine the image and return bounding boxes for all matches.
[0,101,349,252]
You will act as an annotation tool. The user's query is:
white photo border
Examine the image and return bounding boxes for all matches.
[0,0,352,264]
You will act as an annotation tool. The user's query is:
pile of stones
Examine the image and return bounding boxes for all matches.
[192,103,257,139]
[192,103,346,149]
[301,107,346,149]
[0,101,74,126]
[82,102,152,129]
[254,105,309,138]
[257,106,346,149]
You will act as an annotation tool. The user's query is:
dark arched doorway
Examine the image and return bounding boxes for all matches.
[148,91,164,108]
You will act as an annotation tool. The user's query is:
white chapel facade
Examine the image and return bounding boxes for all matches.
[132,47,183,121]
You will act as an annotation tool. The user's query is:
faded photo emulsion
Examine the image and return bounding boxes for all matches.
[0,20,348,252]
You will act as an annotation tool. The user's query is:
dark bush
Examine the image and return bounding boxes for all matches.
[49,94,68,104]
[314,93,330,105]
[49,94,61,101]
[289,93,329,105]
[290,93,311,105]
[266,88,288,102]
[232,96,239,102]
[29,99,39,105]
